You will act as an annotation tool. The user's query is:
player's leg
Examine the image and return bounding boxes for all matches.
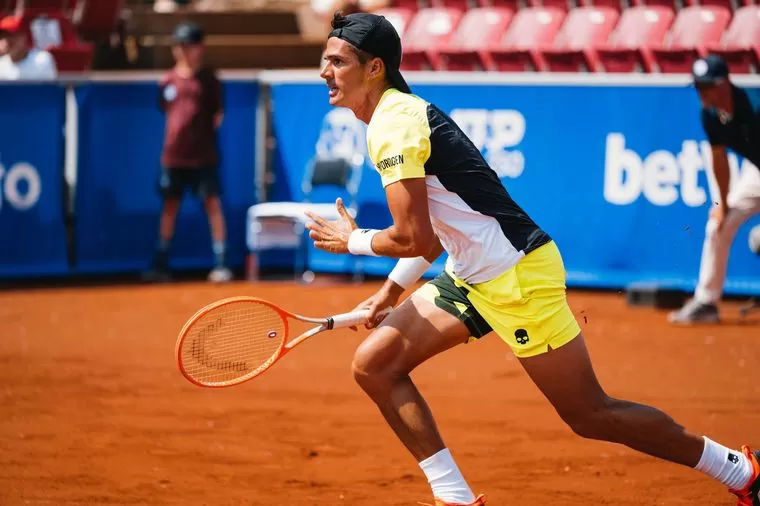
[468,240,759,500]
[670,169,760,324]
[352,275,491,505]
[145,167,184,281]
[195,167,231,282]
[518,333,759,500]
[520,333,705,463]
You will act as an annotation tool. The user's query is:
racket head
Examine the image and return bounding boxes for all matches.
[175,296,293,388]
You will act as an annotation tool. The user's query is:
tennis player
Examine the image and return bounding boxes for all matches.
[306,12,760,506]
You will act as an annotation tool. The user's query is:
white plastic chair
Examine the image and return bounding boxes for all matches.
[246,155,362,282]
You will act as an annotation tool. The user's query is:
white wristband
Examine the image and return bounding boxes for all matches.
[388,257,432,290]
[348,229,380,256]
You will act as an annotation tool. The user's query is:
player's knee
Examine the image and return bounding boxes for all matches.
[557,397,616,441]
[351,331,403,396]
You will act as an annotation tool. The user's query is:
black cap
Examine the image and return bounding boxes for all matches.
[328,13,411,94]
[692,54,729,86]
[173,21,204,45]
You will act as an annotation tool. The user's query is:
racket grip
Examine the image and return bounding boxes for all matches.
[328,307,392,330]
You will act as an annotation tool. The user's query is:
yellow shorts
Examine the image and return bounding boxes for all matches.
[414,241,580,358]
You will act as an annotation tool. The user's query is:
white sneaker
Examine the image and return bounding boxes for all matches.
[208,266,233,283]
[668,299,719,324]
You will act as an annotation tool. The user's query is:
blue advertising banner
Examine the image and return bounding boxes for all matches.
[267,77,760,295]
[74,79,257,273]
[0,85,68,278]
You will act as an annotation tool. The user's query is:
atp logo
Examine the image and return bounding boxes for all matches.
[449,108,527,179]
[0,159,41,213]
[315,108,367,165]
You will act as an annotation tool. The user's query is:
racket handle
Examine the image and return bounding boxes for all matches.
[328,307,392,330]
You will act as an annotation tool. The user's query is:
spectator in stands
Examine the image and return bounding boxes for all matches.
[0,15,57,80]
[143,21,232,284]
[669,55,760,324]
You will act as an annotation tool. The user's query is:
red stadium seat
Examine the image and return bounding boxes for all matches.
[430,0,472,9]
[14,10,93,70]
[391,0,424,11]
[401,7,464,70]
[476,0,520,9]
[16,0,66,13]
[376,7,415,38]
[541,7,619,71]
[597,6,675,72]
[683,0,754,11]
[489,7,566,71]
[72,0,124,40]
[706,6,760,73]
[48,44,93,71]
[438,7,515,70]
[630,0,679,9]
[651,6,731,72]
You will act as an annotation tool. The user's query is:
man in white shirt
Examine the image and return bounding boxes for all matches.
[0,15,57,81]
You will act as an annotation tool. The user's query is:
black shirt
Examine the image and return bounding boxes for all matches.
[701,85,760,170]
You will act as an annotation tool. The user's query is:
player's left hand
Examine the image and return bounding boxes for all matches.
[305,198,357,254]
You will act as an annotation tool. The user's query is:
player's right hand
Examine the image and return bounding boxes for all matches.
[349,285,402,331]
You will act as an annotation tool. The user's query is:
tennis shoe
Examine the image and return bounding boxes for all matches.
[732,446,760,506]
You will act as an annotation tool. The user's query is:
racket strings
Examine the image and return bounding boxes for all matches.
[180,301,286,385]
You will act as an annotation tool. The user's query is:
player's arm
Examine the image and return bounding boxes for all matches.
[306,109,436,258]
[346,109,437,258]
[212,72,224,128]
[348,234,443,330]
[711,145,730,212]
[368,178,436,257]
[702,110,731,227]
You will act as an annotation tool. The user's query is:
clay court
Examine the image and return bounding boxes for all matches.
[1,280,758,505]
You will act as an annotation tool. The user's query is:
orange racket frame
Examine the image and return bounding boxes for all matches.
[175,296,378,388]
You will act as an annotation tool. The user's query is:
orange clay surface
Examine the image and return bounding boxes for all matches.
[1,280,758,505]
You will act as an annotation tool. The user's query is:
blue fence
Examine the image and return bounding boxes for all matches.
[1,74,758,296]
[0,84,68,278]
[74,80,258,273]
[0,79,258,278]
[267,76,760,295]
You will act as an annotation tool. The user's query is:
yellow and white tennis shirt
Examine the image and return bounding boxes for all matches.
[366,88,550,284]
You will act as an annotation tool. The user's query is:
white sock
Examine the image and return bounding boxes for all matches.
[695,437,753,490]
[419,448,476,504]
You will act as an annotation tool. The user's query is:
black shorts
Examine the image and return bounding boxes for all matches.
[417,270,493,339]
[159,167,220,199]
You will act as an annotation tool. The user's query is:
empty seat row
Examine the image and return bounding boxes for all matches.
[392,0,757,14]
[380,5,760,73]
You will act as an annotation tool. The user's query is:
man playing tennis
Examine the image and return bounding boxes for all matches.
[306,12,760,506]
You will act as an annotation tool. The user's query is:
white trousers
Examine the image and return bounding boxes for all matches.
[694,167,760,304]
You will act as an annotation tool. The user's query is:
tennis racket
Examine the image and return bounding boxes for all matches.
[175,296,385,388]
